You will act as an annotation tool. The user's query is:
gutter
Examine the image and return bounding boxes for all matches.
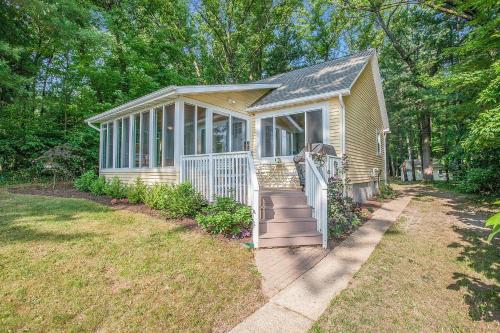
[87,121,100,131]
[246,89,350,112]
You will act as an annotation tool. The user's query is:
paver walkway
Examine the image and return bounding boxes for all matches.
[256,247,330,297]
[231,194,412,333]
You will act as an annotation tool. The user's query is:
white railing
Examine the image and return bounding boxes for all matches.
[321,155,343,182]
[305,152,328,248]
[180,151,260,247]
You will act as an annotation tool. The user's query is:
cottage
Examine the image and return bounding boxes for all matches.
[86,49,389,248]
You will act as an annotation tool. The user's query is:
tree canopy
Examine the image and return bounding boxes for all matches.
[1,0,498,193]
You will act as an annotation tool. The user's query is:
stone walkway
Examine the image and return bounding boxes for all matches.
[231,194,413,333]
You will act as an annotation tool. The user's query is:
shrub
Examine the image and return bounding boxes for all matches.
[105,177,127,199]
[196,196,252,236]
[327,176,362,238]
[376,184,396,201]
[144,183,170,209]
[161,182,205,218]
[90,176,107,196]
[74,170,98,192]
[127,177,148,204]
[458,167,500,195]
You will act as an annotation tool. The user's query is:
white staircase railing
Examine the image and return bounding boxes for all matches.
[323,155,342,181]
[180,151,260,247]
[305,152,328,248]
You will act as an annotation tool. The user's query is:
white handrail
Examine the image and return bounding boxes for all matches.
[305,152,328,248]
[246,152,260,248]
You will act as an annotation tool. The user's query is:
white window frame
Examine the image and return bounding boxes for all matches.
[255,102,329,161]
[376,129,382,156]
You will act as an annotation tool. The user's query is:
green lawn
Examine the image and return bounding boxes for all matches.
[0,189,264,332]
[312,185,499,332]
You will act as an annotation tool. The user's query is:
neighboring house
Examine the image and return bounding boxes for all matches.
[86,49,389,248]
[400,159,452,181]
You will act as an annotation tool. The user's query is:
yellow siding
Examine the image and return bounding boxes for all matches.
[327,97,341,154]
[344,60,385,184]
[100,170,178,185]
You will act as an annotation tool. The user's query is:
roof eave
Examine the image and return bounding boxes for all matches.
[246,89,351,112]
[85,84,281,123]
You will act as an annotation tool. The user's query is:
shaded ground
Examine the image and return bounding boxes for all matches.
[0,189,265,332]
[312,184,499,332]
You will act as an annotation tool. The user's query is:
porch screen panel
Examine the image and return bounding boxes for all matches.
[116,119,122,168]
[154,106,163,167]
[260,118,274,157]
[141,111,150,167]
[184,103,195,155]
[231,116,246,152]
[106,122,113,168]
[163,104,175,166]
[212,113,229,153]
[101,124,107,168]
[197,107,206,154]
[122,117,130,168]
[306,110,323,145]
[134,115,140,167]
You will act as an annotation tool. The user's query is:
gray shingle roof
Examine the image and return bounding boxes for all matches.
[251,49,375,108]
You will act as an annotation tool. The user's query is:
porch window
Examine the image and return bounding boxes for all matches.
[163,104,175,166]
[133,114,140,167]
[212,113,229,153]
[121,117,130,168]
[101,124,107,168]
[197,106,206,154]
[153,106,163,167]
[231,116,247,152]
[260,109,323,158]
[138,111,150,168]
[106,122,113,168]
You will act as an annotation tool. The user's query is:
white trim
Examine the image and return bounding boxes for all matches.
[179,96,252,121]
[149,108,154,168]
[100,167,177,173]
[112,120,118,168]
[85,84,278,123]
[128,114,134,168]
[254,102,329,119]
[383,132,388,185]
[339,95,346,156]
[369,52,390,131]
[247,90,349,112]
[174,101,182,171]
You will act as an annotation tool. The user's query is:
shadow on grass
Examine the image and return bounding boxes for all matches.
[448,272,500,322]
[0,224,98,243]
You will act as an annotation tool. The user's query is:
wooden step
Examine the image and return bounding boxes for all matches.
[261,206,313,219]
[259,231,322,248]
[259,219,317,234]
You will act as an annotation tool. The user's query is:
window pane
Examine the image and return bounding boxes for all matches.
[184,103,195,155]
[116,120,122,168]
[306,110,323,145]
[197,107,206,154]
[141,111,150,167]
[154,107,163,167]
[106,122,114,168]
[163,104,175,166]
[134,114,140,167]
[212,113,229,153]
[101,124,107,168]
[231,117,247,152]
[122,117,130,168]
[275,113,304,156]
[261,117,274,157]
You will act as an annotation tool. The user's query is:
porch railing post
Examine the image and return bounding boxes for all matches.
[209,153,214,202]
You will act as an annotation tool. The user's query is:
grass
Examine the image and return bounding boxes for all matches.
[0,189,264,332]
[312,184,499,332]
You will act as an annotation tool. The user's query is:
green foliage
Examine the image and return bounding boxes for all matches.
[327,176,362,238]
[458,167,500,195]
[160,183,206,219]
[376,184,397,201]
[126,177,148,204]
[74,170,98,192]
[142,182,205,218]
[486,212,500,242]
[143,184,170,210]
[104,177,127,199]
[89,176,107,196]
[196,197,252,236]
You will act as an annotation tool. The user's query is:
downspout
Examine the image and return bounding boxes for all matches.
[339,94,347,196]
[383,129,390,185]
[86,121,100,132]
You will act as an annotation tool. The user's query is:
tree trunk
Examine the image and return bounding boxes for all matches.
[420,111,433,181]
[406,130,416,181]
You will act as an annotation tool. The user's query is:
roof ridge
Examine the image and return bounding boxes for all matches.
[257,48,375,82]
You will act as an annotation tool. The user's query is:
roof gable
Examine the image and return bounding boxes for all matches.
[250,49,375,109]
